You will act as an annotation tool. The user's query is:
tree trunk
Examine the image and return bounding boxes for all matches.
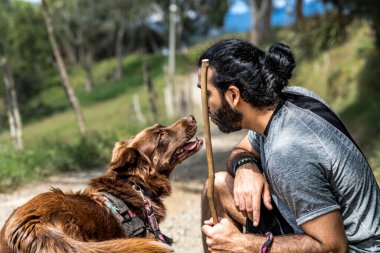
[142,60,158,122]
[296,0,304,23]
[0,56,24,150]
[42,0,87,136]
[164,66,175,118]
[61,12,81,66]
[83,50,94,92]
[115,23,125,81]
[132,94,146,124]
[61,35,77,67]
[336,0,344,29]
[166,0,177,118]
[374,19,380,48]
[250,0,273,45]
[75,27,94,93]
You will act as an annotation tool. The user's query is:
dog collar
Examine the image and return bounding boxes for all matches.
[135,184,159,200]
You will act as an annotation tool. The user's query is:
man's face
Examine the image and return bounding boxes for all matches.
[197,68,243,133]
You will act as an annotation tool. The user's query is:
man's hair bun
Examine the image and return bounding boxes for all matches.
[262,43,296,93]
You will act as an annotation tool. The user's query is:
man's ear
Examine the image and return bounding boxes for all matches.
[109,146,140,172]
[225,85,241,107]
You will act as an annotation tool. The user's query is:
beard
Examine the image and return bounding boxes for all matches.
[209,96,243,133]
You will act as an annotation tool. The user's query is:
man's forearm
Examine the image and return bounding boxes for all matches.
[240,233,344,253]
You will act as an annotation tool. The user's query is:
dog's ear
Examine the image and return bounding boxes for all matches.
[109,145,140,172]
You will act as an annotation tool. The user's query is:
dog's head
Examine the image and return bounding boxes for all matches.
[108,115,203,179]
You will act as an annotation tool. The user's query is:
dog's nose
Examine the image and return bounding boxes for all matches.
[186,115,196,125]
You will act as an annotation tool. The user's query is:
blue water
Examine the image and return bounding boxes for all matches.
[224,0,333,33]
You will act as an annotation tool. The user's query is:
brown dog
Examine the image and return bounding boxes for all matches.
[0,115,203,253]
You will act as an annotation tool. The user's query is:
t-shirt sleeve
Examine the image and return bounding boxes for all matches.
[267,143,340,226]
[248,130,261,154]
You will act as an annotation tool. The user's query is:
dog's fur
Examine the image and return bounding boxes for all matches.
[0,116,203,253]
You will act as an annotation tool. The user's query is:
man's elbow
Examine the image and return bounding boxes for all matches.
[322,238,348,253]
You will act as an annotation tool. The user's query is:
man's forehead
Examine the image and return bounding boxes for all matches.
[197,67,214,88]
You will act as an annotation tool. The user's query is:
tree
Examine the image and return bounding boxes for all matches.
[323,0,345,29]
[50,0,102,92]
[296,0,304,23]
[0,0,24,150]
[142,59,158,122]
[0,57,24,150]
[157,0,229,118]
[107,0,158,81]
[0,1,55,125]
[249,0,273,45]
[160,0,229,48]
[344,0,380,48]
[42,0,87,135]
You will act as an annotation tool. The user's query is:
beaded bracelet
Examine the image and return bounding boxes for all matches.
[233,157,258,174]
[259,232,273,253]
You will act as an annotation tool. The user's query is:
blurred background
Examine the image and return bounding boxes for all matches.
[0,0,379,192]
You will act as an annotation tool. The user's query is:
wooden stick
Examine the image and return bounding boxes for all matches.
[200,59,219,224]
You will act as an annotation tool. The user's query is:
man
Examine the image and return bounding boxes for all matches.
[198,39,380,252]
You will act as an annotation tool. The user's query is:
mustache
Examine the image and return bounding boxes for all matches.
[208,102,243,133]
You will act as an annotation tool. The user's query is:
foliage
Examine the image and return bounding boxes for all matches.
[44,131,116,172]
[372,139,380,180]
[0,131,115,192]
[16,53,192,124]
[345,0,380,48]
[0,1,55,115]
[0,1,11,56]
[157,0,229,47]
[278,12,347,60]
[1,0,228,125]
[339,47,380,157]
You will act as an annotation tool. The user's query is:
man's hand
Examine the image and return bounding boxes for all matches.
[227,134,272,226]
[202,218,248,253]
[202,211,348,253]
[234,163,272,226]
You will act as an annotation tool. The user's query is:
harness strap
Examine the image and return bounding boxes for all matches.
[94,191,146,238]
[144,200,173,245]
[132,183,173,246]
[94,188,173,246]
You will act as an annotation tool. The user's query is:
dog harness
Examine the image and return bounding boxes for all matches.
[93,189,173,246]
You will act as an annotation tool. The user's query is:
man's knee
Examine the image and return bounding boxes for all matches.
[203,172,233,196]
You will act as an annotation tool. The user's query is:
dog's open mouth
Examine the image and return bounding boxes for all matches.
[175,137,203,160]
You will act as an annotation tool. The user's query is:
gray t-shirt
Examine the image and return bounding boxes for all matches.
[248,86,380,252]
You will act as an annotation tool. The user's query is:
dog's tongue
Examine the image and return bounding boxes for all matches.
[182,141,197,151]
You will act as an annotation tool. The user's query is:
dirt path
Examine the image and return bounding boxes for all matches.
[0,130,246,253]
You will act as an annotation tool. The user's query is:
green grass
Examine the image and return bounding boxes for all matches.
[0,132,116,192]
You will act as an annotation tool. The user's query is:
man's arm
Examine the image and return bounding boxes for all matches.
[227,135,272,226]
[226,135,260,176]
[202,210,348,253]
